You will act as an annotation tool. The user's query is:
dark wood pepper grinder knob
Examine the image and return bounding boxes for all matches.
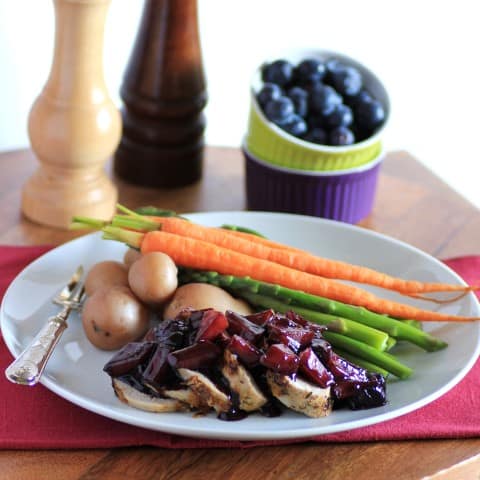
[114,0,207,188]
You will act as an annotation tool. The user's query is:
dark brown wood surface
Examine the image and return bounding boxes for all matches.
[0,147,479,479]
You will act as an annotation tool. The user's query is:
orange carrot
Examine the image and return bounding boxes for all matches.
[148,216,476,297]
[139,230,480,322]
[149,215,302,252]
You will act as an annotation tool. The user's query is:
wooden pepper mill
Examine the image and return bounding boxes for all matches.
[113,0,207,188]
[22,0,121,229]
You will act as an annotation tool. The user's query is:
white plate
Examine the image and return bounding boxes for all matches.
[2,212,480,441]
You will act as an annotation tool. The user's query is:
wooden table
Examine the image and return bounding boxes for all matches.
[1,147,479,480]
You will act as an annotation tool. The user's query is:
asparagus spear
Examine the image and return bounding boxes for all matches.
[385,336,397,351]
[322,332,413,379]
[402,319,423,330]
[238,291,389,351]
[178,268,447,352]
[134,206,182,218]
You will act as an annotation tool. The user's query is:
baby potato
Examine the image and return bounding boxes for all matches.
[163,283,253,320]
[128,252,178,307]
[82,285,150,350]
[123,248,142,268]
[84,260,129,296]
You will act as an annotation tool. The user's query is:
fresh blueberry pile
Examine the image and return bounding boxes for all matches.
[256,57,386,146]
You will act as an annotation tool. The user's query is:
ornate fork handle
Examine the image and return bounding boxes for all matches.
[5,307,71,386]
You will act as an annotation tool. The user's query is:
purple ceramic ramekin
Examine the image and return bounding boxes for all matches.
[243,144,383,224]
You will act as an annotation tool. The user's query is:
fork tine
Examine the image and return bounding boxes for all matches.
[63,284,86,310]
[55,266,84,303]
[73,284,85,303]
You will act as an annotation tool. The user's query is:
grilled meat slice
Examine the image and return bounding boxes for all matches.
[162,387,211,412]
[266,371,333,418]
[177,368,231,413]
[222,349,267,412]
[112,378,187,413]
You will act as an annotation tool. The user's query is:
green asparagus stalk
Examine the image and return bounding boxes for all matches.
[402,319,423,330]
[133,205,183,218]
[322,331,413,379]
[239,291,389,351]
[178,269,447,352]
[113,203,185,220]
[385,336,397,351]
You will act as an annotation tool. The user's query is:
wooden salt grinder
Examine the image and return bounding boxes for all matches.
[22,0,121,229]
[113,0,207,188]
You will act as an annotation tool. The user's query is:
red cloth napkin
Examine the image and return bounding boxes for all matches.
[0,246,479,449]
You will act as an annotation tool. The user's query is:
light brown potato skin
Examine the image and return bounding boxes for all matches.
[163,283,253,320]
[128,252,178,307]
[123,248,142,268]
[84,261,129,296]
[82,286,150,350]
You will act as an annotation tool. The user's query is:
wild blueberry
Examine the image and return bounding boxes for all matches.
[303,127,328,145]
[294,59,326,86]
[281,114,308,137]
[351,125,371,143]
[261,60,294,87]
[355,99,385,130]
[328,65,362,96]
[287,86,309,117]
[324,104,353,128]
[309,84,342,116]
[257,83,283,108]
[346,89,373,107]
[307,114,328,128]
[325,58,343,74]
[329,126,355,146]
[264,96,295,125]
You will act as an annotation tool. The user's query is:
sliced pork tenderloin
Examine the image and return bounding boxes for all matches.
[221,349,267,412]
[177,368,231,414]
[112,378,187,413]
[266,371,333,418]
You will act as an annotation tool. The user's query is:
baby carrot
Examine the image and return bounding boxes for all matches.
[149,215,302,252]
[125,215,477,297]
[108,227,478,322]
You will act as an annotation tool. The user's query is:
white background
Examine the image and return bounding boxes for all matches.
[0,0,479,208]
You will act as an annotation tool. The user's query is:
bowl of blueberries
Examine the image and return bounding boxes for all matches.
[246,49,389,171]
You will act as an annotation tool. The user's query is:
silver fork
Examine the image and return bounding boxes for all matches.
[5,266,86,386]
